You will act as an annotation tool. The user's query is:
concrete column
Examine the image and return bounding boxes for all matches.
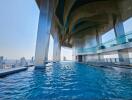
[113,20,126,44]
[35,0,51,67]
[82,55,86,63]
[128,48,132,64]
[96,29,103,61]
[113,16,129,63]
[53,33,61,61]
[118,49,130,64]
[72,46,76,61]
[96,29,102,47]
[73,38,82,62]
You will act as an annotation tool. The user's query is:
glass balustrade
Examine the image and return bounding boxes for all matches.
[77,32,132,53]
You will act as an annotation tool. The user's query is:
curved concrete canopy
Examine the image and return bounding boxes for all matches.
[70,14,109,33]
[36,0,132,47]
[67,1,117,33]
[63,0,76,25]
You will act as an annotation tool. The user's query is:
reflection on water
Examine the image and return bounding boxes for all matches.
[0,62,132,99]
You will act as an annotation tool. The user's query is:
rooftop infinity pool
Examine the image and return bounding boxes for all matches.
[0,62,132,100]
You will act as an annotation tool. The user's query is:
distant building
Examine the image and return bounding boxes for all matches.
[19,57,28,66]
[63,56,66,61]
[0,56,3,62]
[14,60,19,66]
[31,57,35,64]
[0,56,4,69]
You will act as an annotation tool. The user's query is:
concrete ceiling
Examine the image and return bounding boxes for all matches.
[36,0,132,48]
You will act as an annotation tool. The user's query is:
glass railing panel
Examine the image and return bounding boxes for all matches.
[84,46,96,52]
[126,31,132,42]
[102,39,117,48]
[77,32,132,54]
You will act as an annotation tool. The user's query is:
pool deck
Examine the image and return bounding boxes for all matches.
[0,67,28,77]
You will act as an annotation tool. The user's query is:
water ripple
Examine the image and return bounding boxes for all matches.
[0,62,132,99]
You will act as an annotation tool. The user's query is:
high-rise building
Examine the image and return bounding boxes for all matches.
[0,56,4,69]
[19,57,28,67]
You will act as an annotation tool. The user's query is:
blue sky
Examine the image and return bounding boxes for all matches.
[123,18,132,32]
[0,0,39,59]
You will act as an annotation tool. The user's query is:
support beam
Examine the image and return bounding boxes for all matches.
[53,33,61,61]
[113,16,129,63]
[35,0,51,68]
[96,29,103,61]
[118,49,130,64]
[113,20,126,44]
[96,29,102,47]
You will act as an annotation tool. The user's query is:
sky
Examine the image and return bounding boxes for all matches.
[0,0,39,59]
[123,18,132,32]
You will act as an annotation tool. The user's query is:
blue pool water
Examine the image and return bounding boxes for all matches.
[0,62,132,100]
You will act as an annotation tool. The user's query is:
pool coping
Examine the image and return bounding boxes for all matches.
[0,67,28,77]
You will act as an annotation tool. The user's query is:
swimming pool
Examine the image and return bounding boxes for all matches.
[0,61,132,100]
